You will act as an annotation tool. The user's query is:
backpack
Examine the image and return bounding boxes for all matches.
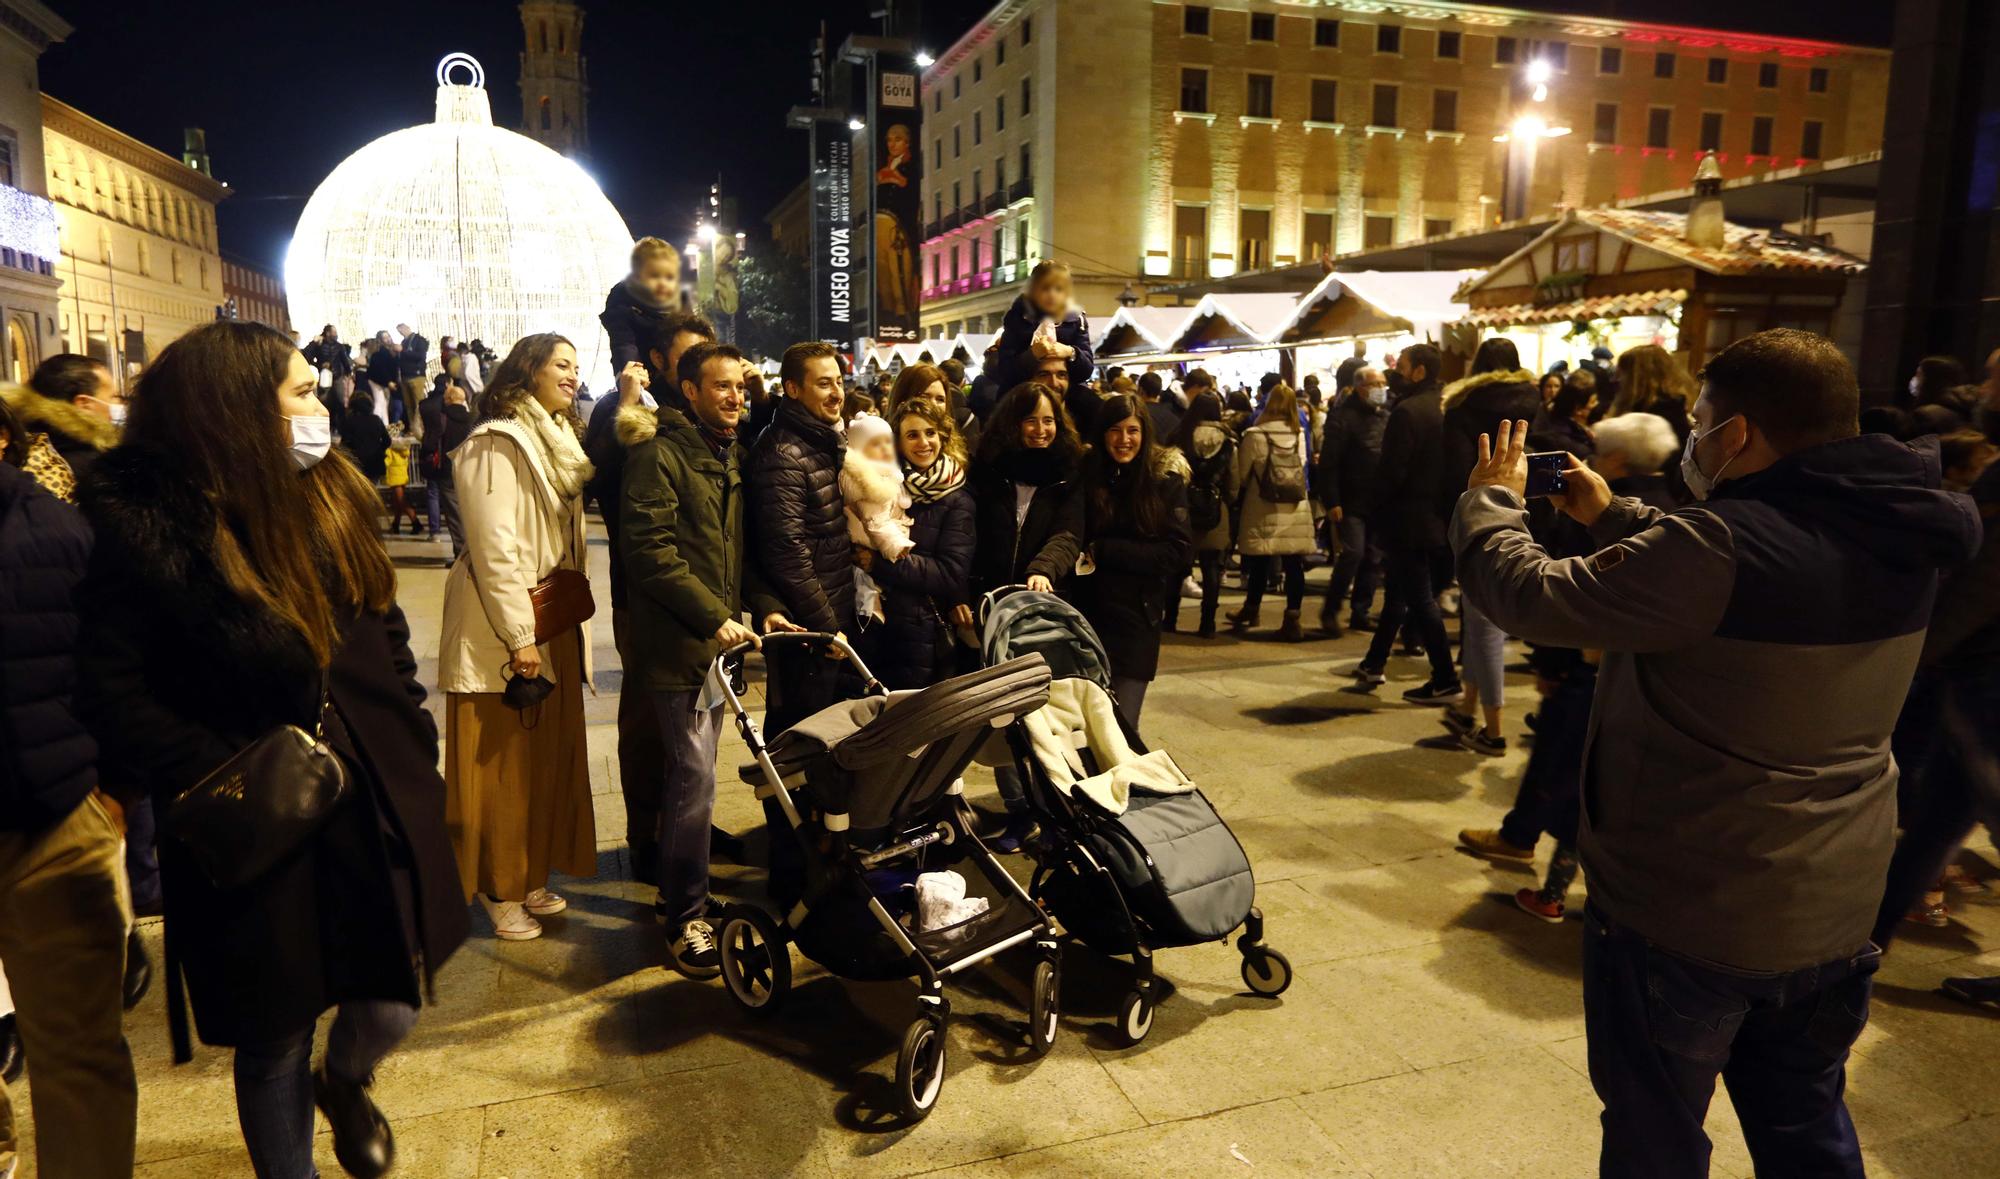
[1186,441,1232,532]
[1255,430,1306,504]
[419,413,448,479]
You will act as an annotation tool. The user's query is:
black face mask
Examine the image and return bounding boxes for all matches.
[502,665,555,712]
[1384,369,1409,395]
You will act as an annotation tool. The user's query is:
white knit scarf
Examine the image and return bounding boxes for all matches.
[519,395,594,502]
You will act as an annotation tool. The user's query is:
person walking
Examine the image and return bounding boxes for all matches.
[0,396,137,1179]
[1317,366,1388,634]
[1228,382,1316,642]
[74,321,468,1179]
[1355,344,1461,702]
[439,333,598,943]
[393,322,430,429]
[872,397,975,690]
[1454,328,1980,1177]
[1437,338,1540,755]
[616,341,787,977]
[418,372,473,556]
[1070,393,1192,726]
[1170,391,1238,639]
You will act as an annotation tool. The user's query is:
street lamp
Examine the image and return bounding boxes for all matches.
[1495,59,1570,221]
[914,49,934,68]
[1117,282,1142,308]
[848,116,866,132]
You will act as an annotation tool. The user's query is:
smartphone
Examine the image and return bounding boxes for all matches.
[1525,452,1570,498]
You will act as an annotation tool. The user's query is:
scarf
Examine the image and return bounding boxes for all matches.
[519,395,594,501]
[696,418,737,458]
[905,453,965,503]
[992,445,1069,487]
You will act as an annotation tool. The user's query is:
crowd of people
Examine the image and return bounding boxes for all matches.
[1,218,1997,1177]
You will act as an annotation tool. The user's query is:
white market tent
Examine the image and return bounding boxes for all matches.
[1095,305,1194,359]
[1270,269,1481,346]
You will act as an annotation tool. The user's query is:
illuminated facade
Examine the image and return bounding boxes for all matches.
[285,55,632,382]
[221,255,290,335]
[43,94,227,381]
[518,1,588,159]
[918,0,1889,338]
[0,1,65,385]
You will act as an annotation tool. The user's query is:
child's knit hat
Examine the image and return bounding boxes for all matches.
[846,412,892,450]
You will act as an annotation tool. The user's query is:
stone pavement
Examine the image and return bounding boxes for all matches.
[17,527,2000,1177]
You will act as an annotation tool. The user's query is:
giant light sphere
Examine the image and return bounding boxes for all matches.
[286,54,632,381]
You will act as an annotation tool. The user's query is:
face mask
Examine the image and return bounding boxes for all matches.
[1384,370,1408,395]
[1363,385,1388,407]
[286,414,333,470]
[1679,414,1743,501]
[108,402,128,426]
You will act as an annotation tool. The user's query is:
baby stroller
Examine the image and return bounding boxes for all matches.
[978,588,1292,1045]
[709,632,1062,1121]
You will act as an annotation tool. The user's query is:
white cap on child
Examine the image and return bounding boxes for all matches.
[846,412,892,449]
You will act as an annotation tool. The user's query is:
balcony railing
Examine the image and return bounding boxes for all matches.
[923,219,942,240]
[1008,176,1033,203]
[982,190,1005,214]
[940,209,961,234]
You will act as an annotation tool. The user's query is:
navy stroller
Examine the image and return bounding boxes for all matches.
[978,588,1292,1045]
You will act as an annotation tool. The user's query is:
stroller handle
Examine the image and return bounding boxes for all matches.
[714,631,883,694]
[977,584,1036,630]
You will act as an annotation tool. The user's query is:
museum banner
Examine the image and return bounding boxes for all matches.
[869,55,922,342]
[811,117,854,344]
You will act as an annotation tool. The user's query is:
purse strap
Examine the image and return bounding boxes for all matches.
[314,668,330,742]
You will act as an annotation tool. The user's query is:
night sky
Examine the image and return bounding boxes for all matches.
[39,0,1891,277]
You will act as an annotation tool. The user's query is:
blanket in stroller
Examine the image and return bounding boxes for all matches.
[980,678,1194,816]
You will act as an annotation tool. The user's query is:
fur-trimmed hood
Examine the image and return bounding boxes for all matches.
[1441,368,1537,412]
[840,446,906,510]
[1188,421,1231,461]
[615,402,668,448]
[1155,443,1191,481]
[1,385,119,452]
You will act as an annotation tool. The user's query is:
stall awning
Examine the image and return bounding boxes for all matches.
[1272,268,1479,343]
[1462,289,1686,327]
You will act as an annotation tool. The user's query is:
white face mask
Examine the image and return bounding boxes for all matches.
[287,415,333,470]
[1363,384,1388,407]
[1679,414,1742,501]
[108,402,128,426]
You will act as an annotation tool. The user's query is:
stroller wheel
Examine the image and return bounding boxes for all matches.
[1116,989,1154,1046]
[1240,945,1293,997]
[895,1017,948,1121]
[718,906,792,1017]
[1027,959,1060,1058]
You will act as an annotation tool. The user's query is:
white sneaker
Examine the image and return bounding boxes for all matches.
[669,919,721,979]
[479,895,543,941]
[523,887,567,916]
[1180,576,1202,598]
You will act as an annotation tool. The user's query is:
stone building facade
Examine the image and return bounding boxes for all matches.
[221,255,290,335]
[519,1,589,158]
[0,2,67,385]
[917,0,1889,339]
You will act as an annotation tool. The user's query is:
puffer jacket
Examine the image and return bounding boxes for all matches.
[870,475,975,690]
[0,386,120,484]
[1439,368,1540,515]
[746,396,855,634]
[1070,448,1193,682]
[1235,421,1316,556]
[0,461,96,831]
[968,456,1082,599]
[1316,393,1385,514]
[1184,422,1238,553]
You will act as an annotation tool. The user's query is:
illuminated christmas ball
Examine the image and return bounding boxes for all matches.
[286,54,632,381]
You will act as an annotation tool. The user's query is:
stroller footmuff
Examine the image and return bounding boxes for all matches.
[710,634,1063,1122]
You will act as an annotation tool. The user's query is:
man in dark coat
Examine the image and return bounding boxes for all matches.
[393,322,429,428]
[1356,343,1461,700]
[417,376,474,556]
[1317,365,1389,633]
[617,340,786,977]
[7,354,122,483]
[0,439,136,1176]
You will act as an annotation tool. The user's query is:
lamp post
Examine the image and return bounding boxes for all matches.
[1494,58,1570,222]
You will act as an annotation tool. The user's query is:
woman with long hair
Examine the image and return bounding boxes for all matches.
[1072,394,1192,725]
[1168,391,1238,638]
[75,321,468,1178]
[1227,382,1317,640]
[1610,343,1695,444]
[885,361,970,464]
[870,397,975,689]
[438,333,597,942]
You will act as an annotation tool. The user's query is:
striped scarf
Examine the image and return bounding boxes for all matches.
[904,453,965,503]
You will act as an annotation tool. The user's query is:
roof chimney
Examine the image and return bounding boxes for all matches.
[1686,153,1724,249]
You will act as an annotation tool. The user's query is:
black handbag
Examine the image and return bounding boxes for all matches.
[166,676,349,889]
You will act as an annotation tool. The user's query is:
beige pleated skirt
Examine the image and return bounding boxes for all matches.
[444,628,596,902]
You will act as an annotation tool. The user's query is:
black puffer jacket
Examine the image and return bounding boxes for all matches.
[0,461,96,832]
[1369,381,1448,549]
[969,451,1082,600]
[1439,368,1541,515]
[870,480,975,689]
[747,397,855,634]
[1317,392,1386,513]
[1069,450,1193,683]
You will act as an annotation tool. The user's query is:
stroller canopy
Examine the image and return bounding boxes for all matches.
[982,590,1113,690]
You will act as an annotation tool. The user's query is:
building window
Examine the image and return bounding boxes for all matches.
[1495,36,1517,65]
[974,58,982,83]
[1247,73,1275,119]
[1758,62,1779,88]
[1600,46,1622,75]
[1250,12,1275,42]
[1180,68,1209,113]
[1371,83,1398,128]
[1019,141,1032,184]
[934,191,942,221]
[952,179,961,209]
[1314,19,1339,48]
[1239,207,1271,270]
[1363,214,1395,248]
[953,75,961,99]
[1310,79,1339,124]
[1174,204,1208,278]
[953,125,961,157]
[973,111,982,145]
[1706,58,1727,85]
[1022,15,1031,44]
[933,90,941,114]
[1432,89,1458,132]
[0,137,14,189]
[1437,30,1461,60]
[1539,41,1568,71]
[995,155,1005,189]
[1647,107,1672,149]
[1654,52,1676,79]
[1377,25,1401,54]
[1699,111,1724,153]
[996,39,1004,66]
[972,168,982,201]
[934,138,942,165]
[1750,115,1773,156]
[1424,217,1454,238]
[1802,119,1824,159]
[1593,102,1618,144]
[1021,77,1032,115]
[1302,211,1333,261]
[1809,67,1829,93]
[1016,218,1029,259]
[1184,5,1209,36]
[996,96,1005,131]
[539,96,551,130]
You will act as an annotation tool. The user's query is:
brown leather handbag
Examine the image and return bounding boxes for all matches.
[529,568,596,643]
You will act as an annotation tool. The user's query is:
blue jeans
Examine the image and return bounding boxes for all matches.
[1459,603,1506,704]
[652,690,723,928]
[1325,513,1381,619]
[234,1000,418,1179]
[1584,907,1876,1178]
[1362,545,1455,685]
[424,474,463,556]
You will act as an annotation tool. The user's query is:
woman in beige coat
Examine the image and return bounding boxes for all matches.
[1228,383,1317,641]
[439,333,597,941]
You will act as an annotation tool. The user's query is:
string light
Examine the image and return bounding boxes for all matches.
[285,54,633,378]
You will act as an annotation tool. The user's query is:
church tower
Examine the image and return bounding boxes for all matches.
[518,2,588,158]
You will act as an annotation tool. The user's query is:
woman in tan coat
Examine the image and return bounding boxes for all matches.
[1228,383,1317,641]
[439,333,597,941]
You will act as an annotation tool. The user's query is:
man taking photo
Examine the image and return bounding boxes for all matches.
[1452,328,1981,1177]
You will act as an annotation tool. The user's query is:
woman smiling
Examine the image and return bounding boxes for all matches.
[870,398,975,690]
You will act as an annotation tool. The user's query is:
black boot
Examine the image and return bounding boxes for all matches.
[314,1065,395,1179]
[1198,605,1218,639]
[0,1013,21,1084]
